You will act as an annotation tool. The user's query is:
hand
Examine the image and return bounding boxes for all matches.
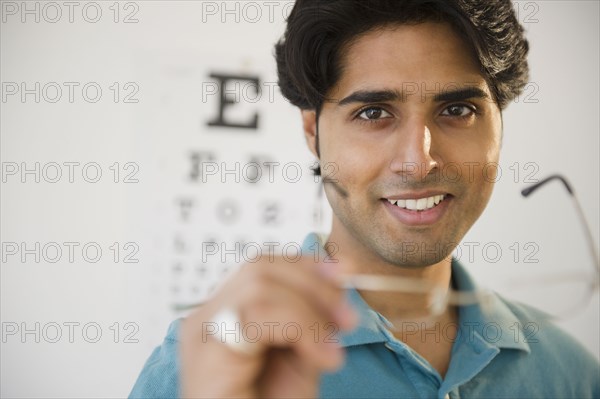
[180,255,358,398]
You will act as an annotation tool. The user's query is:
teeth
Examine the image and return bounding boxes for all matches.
[387,194,446,211]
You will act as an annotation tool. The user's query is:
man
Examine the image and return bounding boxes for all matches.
[130,1,600,398]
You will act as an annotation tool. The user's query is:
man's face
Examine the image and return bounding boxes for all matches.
[306,22,502,268]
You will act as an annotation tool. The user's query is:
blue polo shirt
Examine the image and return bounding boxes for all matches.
[130,233,599,398]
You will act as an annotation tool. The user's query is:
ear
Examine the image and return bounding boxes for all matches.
[301,109,319,158]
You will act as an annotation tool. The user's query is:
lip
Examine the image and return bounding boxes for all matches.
[383,191,449,200]
[381,194,452,226]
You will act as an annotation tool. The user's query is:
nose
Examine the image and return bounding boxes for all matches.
[388,117,439,180]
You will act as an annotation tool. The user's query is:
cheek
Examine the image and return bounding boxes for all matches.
[439,127,501,172]
[319,122,382,187]
[479,140,502,184]
[479,162,500,185]
[462,152,499,211]
[437,131,500,199]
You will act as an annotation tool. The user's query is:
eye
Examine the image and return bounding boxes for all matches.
[356,106,393,121]
[440,104,476,118]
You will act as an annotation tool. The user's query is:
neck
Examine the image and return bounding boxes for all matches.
[326,216,455,325]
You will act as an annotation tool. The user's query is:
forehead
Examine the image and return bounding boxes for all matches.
[331,22,490,100]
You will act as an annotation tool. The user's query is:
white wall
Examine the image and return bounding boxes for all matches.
[1,1,598,397]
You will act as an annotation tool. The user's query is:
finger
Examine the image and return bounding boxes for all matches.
[260,348,321,399]
[237,279,345,370]
[234,257,358,331]
[180,261,349,397]
[180,315,261,398]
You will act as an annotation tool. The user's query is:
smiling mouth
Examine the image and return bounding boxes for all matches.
[384,194,449,211]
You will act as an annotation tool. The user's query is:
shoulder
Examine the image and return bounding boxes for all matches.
[500,296,595,360]
[497,296,599,396]
[129,319,181,399]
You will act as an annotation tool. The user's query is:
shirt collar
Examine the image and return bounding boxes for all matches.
[301,232,530,353]
[450,258,531,353]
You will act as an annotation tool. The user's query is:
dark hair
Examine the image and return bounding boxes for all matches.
[274,0,529,174]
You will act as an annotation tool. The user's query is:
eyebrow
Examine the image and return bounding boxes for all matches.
[338,90,401,106]
[433,87,490,102]
[336,86,490,106]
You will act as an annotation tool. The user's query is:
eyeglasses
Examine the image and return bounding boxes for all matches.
[175,175,599,327]
[499,175,599,319]
[337,174,599,327]
[521,174,599,274]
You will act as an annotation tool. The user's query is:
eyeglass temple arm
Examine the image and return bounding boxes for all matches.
[521,174,599,273]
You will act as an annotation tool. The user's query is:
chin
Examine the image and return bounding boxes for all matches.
[370,237,455,268]
[384,252,449,269]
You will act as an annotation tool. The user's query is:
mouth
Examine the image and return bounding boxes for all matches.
[384,194,448,211]
[381,193,452,225]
